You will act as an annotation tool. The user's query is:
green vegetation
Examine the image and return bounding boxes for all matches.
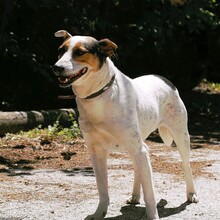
[207,81,220,92]
[0,0,220,110]
[5,114,81,143]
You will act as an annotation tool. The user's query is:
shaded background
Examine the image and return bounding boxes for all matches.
[0,0,220,111]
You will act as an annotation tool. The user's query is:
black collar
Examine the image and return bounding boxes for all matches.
[84,74,116,99]
[58,74,116,100]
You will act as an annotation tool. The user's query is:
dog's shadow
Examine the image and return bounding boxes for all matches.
[105,199,190,219]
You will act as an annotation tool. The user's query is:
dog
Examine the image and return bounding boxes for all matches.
[53,30,198,220]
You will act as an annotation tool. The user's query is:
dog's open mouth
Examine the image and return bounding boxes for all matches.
[58,67,88,87]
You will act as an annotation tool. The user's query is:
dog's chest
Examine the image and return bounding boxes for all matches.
[78,99,107,125]
[77,98,117,139]
[77,98,127,151]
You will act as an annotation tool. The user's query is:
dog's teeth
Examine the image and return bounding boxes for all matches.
[82,67,87,73]
[65,78,68,83]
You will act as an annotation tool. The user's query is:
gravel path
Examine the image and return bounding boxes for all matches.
[0,141,220,220]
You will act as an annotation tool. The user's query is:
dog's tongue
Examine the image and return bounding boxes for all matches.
[58,67,88,87]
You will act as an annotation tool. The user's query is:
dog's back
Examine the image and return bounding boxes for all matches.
[132,74,186,144]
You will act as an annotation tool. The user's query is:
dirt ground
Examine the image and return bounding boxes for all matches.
[0,83,220,220]
[0,131,219,220]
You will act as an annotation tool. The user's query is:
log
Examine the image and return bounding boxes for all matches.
[0,108,78,136]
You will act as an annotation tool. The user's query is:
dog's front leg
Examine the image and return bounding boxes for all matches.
[126,162,141,204]
[129,143,159,220]
[85,147,109,220]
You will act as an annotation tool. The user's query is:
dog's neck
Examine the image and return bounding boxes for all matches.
[72,58,115,99]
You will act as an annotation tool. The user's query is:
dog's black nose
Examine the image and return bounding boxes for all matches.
[53,65,64,75]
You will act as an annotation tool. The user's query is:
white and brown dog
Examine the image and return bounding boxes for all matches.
[53,30,198,220]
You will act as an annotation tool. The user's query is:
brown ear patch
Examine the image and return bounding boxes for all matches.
[98,39,118,57]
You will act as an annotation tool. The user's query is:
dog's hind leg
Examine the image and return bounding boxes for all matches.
[85,146,109,220]
[162,96,198,203]
[168,127,199,203]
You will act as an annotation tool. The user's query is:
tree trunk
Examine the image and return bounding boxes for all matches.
[0,108,78,136]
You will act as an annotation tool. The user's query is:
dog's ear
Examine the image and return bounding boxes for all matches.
[98,39,118,57]
[54,30,72,40]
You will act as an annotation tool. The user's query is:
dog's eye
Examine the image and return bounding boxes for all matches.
[74,49,87,56]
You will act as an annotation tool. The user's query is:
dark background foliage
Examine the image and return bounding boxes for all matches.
[0,0,220,110]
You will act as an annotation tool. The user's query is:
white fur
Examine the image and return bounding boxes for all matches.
[54,36,198,220]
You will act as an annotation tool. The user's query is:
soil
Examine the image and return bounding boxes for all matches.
[0,83,220,220]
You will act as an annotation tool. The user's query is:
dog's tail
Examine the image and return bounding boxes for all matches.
[158,126,173,147]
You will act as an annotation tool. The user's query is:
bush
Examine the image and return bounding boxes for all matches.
[0,0,219,109]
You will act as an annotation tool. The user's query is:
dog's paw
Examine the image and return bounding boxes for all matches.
[187,193,199,203]
[126,194,140,204]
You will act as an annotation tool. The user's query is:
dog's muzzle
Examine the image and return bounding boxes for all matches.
[53,65,65,76]
[53,65,88,87]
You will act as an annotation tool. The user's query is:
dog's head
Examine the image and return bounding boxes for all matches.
[53,30,117,87]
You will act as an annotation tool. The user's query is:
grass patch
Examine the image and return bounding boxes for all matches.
[204,79,220,93]
[4,113,81,143]
[208,82,220,92]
